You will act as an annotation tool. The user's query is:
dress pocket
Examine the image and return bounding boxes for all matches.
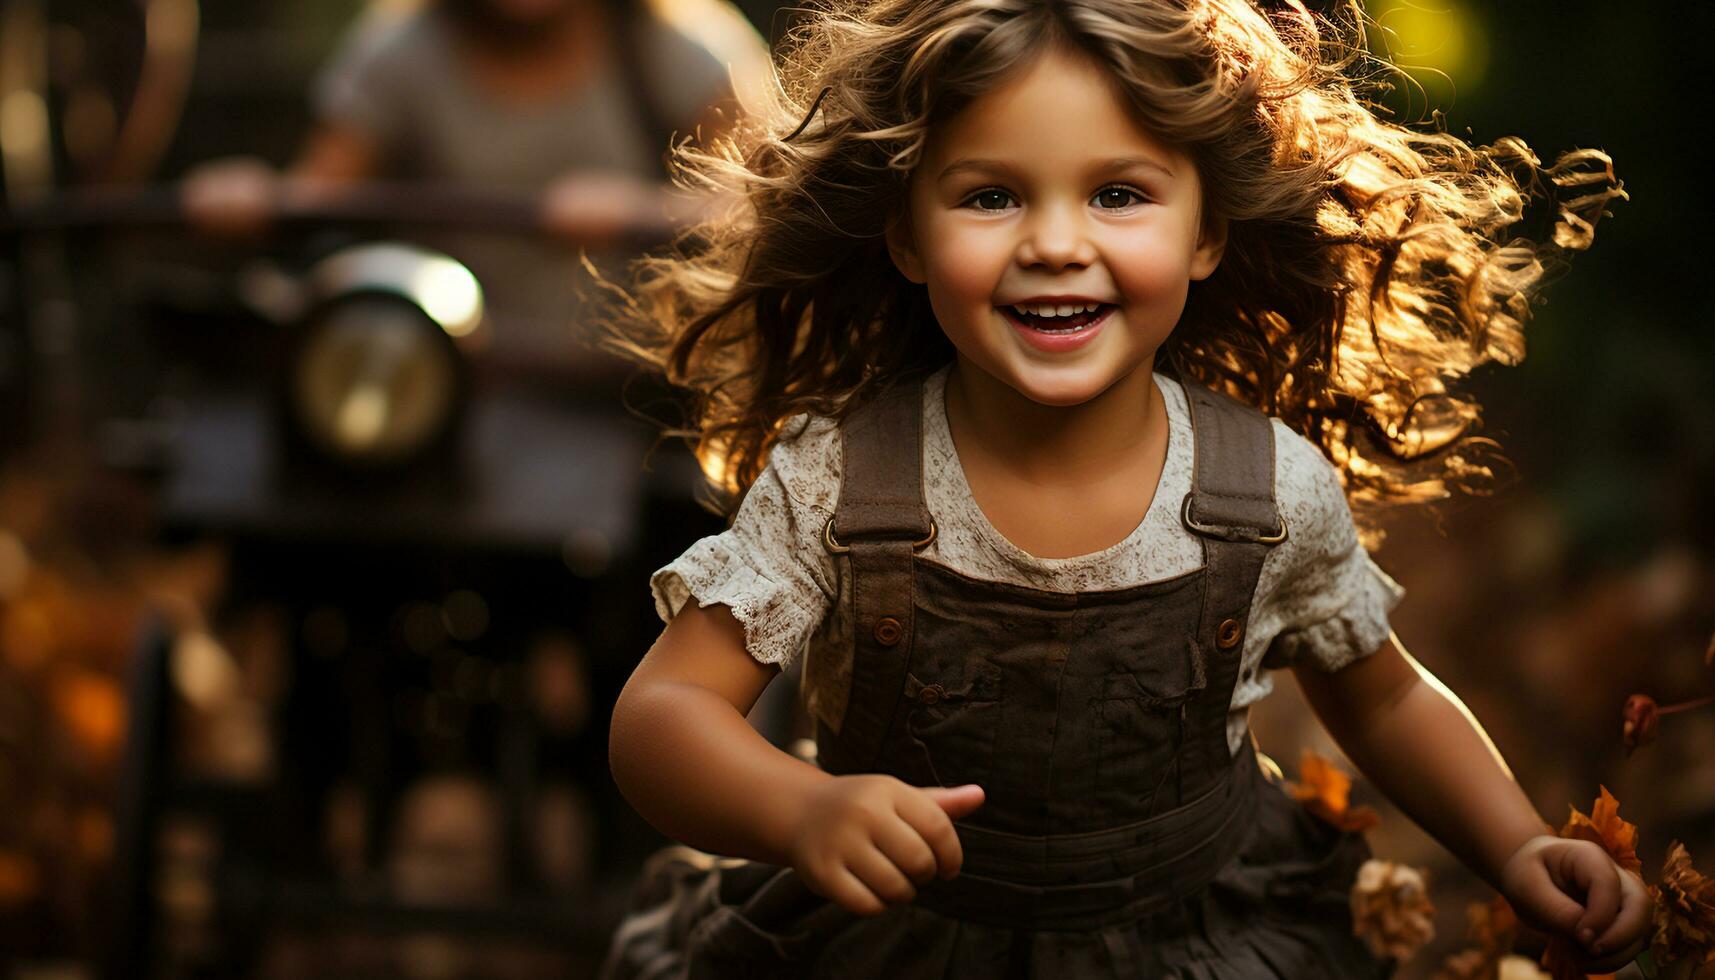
[899,659,1004,789]
[1093,639,1207,815]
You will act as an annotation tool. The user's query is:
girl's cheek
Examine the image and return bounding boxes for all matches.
[928,259,1000,304]
[1104,233,1198,298]
[924,233,1013,303]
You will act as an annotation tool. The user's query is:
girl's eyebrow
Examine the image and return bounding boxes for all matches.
[935,158,1020,183]
[936,156,1177,183]
[1105,156,1177,179]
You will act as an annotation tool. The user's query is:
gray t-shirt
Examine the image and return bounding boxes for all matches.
[313,9,732,370]
[651,365,1406,759]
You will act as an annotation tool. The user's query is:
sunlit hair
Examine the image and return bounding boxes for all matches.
[599,0,1625,530]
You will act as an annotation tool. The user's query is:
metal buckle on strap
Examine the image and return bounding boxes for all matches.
[822,515,938,555]
[1180,493,1288,545]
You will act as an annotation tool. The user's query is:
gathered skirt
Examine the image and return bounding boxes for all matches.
[598,758,1396,979]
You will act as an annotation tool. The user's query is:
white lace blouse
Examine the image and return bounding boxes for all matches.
[651,364,1405,759]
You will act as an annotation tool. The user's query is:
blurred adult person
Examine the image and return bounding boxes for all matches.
[183,0,763,382]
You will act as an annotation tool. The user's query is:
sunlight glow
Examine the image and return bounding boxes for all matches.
[1370,0,1488,93]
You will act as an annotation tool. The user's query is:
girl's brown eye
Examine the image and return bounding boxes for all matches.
[1095,187,1145,210]
[969,190,1013,211]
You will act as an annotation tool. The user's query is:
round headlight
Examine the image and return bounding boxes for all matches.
[284,243,486,469]
[290,295,462,466]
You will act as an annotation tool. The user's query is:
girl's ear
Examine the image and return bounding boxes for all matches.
[1190,214,1228,282]
[885,211,928,284]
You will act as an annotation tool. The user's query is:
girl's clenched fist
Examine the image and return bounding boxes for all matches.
[787,775,985,917]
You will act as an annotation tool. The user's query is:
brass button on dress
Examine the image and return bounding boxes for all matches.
[1217,617,1245,650]
[873,616,904,646]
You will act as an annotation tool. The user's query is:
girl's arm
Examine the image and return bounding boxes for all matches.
[609,602,981,915]
[1292,634,1653,970]
[1290,633,1547,888]
[608,601,832,865]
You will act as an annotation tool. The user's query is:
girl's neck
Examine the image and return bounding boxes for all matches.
[943,357,1165,487]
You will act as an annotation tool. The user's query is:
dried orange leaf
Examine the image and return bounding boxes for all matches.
[1288,748,1383,833]
[1558,786,1642,875]
[1652,841,1715,967]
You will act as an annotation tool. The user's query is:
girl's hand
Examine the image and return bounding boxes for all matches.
[1499,834,1655,973]
[786,775,984,917]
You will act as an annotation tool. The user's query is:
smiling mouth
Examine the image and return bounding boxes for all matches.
[1000,303,1116,333]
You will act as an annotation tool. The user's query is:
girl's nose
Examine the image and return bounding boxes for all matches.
[1015,205,1097,271]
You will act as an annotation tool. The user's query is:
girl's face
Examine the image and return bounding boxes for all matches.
[887,44,1225,407]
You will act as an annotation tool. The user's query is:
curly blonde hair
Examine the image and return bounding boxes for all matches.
[600,0,1625,528]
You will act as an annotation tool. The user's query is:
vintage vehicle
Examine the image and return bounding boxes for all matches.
[0,1,788,975]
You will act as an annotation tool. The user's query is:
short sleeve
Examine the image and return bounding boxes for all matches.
[649,415,841,671]
[1258,423,1406,673]
[310,11,424,155]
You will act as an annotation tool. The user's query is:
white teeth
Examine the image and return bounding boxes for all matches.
[1010,302,1103,318]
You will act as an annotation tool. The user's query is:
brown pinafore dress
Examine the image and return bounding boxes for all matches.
[599,375,1395,979]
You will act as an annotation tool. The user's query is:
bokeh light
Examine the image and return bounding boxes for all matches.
[1368,0,1489,104]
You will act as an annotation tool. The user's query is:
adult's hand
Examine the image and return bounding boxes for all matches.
[180,155,281,238]
[540,170,671,244]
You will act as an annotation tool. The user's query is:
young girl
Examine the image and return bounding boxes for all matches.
[599,0,1642,975]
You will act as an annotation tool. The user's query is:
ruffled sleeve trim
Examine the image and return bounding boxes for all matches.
[649,535,826,672]
[1263,548,1405,673]
[644,414,841,673]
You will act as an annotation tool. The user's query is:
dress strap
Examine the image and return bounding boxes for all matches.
[818,375,932,774]
[1176,381,1289,797]
[1180,383,1287,545]
[825,377,934,548]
